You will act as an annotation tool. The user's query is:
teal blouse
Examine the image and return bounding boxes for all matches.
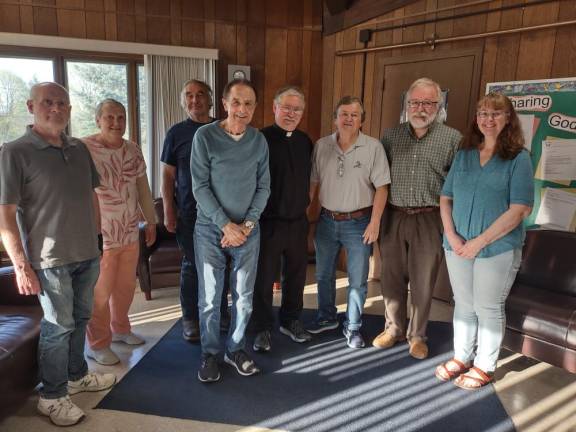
[441,148,534,258]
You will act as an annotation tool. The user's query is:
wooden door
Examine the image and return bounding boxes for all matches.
[368,47,483,139]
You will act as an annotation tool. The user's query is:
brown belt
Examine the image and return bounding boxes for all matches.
[322,206,372,221]
[390,204,439,215]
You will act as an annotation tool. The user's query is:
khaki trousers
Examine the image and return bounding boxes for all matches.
[87,241,139,350]
[379,208,443,341]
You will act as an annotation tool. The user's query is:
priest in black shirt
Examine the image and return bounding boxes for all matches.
[252,86,313,352]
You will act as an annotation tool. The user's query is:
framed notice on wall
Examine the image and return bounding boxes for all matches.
[486,78,576,232]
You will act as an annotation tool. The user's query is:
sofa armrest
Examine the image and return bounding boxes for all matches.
[0,267,40,307]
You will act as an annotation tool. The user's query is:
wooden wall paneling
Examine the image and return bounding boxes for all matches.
[391,7,405,57]
[340,28,357,98]
[451,0,487,50]
[116,0,134,13]
[286,29,303,86]
[263,28,288,126]
[352,36,364,99]
[299,29,312,133]
[145,16,170,44]
[85,0,104,11]
[423,0,438,44]
[103,0,117,40]
[19,4,35,34]
[104,0,115,12]
[479,1,503,96]
[266,0,288,28]
[204,21,216,48]
[0,4,21,33]
[170,0,182,46]
[145,0,166,16]
[215,0,237,23]
[362,51,376,136]
[492,0,523,82]
[369,18,394,139]
[57,9,87,38]
[246,0,266,26]
[215,22,237,97]
[400,0,426,56]
[34,6,59,35]
[236,0,246,23]
[434,0,455,51]
[181,18,205,47]
[287,0,304,28]
[246,25,265,126]
[515,2,559,81]
[85,11,106,39]
[308,29,323,141]
[320,33,336,136]
[182,0,204,20]
[236,24,247,65]
[550,0,576,78]
[117,13,136,42]
[331,31,344,125]
[56,0,84,8]
[135,13,147,42]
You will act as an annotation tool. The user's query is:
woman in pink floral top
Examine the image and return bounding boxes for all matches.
[83,99,157,366]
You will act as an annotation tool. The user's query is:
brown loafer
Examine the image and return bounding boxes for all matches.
[409,340,428,359]
[372,330,404,349]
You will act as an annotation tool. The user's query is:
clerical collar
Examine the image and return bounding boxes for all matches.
[274,123,293,138]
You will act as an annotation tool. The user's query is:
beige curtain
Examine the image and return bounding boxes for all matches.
[144,54,217,195]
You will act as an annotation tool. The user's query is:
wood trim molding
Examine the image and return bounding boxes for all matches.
[0,32,219,60]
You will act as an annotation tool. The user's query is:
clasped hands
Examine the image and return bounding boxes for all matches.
[221,222,252,248]
[446,232,487,259]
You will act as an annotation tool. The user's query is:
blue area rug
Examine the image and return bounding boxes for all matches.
[97,310,515,432]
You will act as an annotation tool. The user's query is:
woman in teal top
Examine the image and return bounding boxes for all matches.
[435,93,534,390]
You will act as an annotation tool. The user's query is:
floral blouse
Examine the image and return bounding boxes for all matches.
[83,136,147,250]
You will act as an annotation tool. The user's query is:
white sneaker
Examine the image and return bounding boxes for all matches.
[86,346,120,365]
[38,395,85,426]
[68,372,117,395]
[112,332,145,345]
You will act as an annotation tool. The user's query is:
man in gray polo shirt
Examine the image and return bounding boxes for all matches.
[307,95,390,349]
[373,78,462,360]
[0,82,115,426]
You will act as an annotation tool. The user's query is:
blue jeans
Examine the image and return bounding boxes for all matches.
[176,215,228,321]
[194,222,260,355]
[445,248,522,372]
[36,257,100,399]
[314,213,371,331]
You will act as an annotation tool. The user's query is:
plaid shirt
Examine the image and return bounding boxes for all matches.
[381,122,462,207]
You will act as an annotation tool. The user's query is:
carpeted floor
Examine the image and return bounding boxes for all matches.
[97,311,514,432]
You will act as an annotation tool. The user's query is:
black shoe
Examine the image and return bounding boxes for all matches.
[198,354,220,383]
[182,319,200,342]
[220,313,231,333]
[224,350,261,376]
[343,327,365,349]
[253,330,271,352]
[307,319,339,334]
[280,320,312,343]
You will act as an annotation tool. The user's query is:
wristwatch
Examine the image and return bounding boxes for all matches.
[243,220,255,231]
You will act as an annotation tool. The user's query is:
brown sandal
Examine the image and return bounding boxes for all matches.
[454,366,493,390]
[435,359,470,382]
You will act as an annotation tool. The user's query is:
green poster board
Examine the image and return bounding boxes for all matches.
[486,78,576,231]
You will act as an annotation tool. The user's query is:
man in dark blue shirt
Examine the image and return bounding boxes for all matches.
[160,79,229,342]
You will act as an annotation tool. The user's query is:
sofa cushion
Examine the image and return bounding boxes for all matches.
[506,283,576,350]
[149,243,182,273]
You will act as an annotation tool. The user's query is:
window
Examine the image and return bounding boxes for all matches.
[66,60,130,139]
[0,57,54,144]
[137,64,149,174]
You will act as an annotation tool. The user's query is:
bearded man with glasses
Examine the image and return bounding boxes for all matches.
[373,77,462,359]
[307,96,390,349]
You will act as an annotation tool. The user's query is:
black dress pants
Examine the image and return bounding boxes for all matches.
[252,217,309,332]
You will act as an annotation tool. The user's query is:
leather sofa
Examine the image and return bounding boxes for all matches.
[504,229,576,373]
[0,266,42,418]
[137,198,182,300]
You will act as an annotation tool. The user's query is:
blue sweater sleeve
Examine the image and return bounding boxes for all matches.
[191,129,231,229]
[245,135,271,222]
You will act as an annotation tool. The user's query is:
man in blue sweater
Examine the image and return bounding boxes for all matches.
[191,79,270,383]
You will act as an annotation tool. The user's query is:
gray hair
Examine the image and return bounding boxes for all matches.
[273,86,305,106]
[29,82,69,102]
[95,98,126,120]
[333,95,365,122]
[180,79,213,109]
[406,77,444,108]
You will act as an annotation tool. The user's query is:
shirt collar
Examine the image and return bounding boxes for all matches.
[331,131,366,154]
[26,125,76,150]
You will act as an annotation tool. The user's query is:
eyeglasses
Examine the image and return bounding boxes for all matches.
[477,111,507,120]
[337,156,344,177]
[278,105,304,115]
[407,100,438,109]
